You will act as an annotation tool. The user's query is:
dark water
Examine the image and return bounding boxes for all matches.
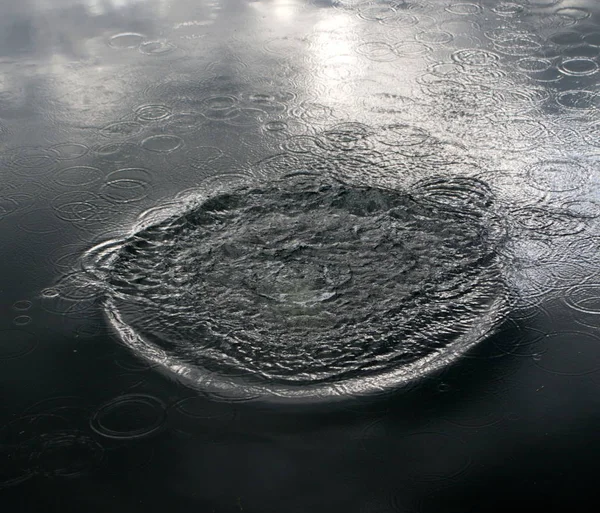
[2,0,600,511]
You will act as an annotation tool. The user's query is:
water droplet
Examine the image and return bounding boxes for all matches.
[437,382,451,392]
[225,107,267,127]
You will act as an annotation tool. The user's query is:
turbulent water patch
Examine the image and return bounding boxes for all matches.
[86,173,509,402]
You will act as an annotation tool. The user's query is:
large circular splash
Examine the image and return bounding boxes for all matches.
[87,174,509,402]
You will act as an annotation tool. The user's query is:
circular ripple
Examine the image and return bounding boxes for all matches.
[13,316,32,326]
[89,174,509,402]
[13,300,32,311]
[49,143,89,160]
[141,134,183,153]
[446,3,482,15]
[51,191,104,223]
[8,147,58,175]
[96,142,139,163]
[100,168,151,204]
[558,58,598,76]
[108,32,146,49]
[555,7,590,21]
[375,124,430,147]
[320,124,372,152]
[493,35,543,56]
[17,209,63,234]
[0,330,38,359]
[29,431,104,478]
[356,41,397,62]
[357,4,397,22]
[415,31,454,44]
[166,112,203,133]
[583,122,600,147]
[135,104,172,122]
[556,90,599,110]
[54,166,103,187]
[550,31,582,46]
[100,121,143,138]
[452,49,500,67]
[511,206,586,237]
[491,3,525,16]
[534,331,600,375]
[525,159,589,192]
[583,32,600,47]
[565,284,600,315]
[517,57,553,73]
[139,40,176,56]
[90,394,166,439]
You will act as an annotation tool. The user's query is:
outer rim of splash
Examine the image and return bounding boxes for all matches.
[102,294,509,407]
